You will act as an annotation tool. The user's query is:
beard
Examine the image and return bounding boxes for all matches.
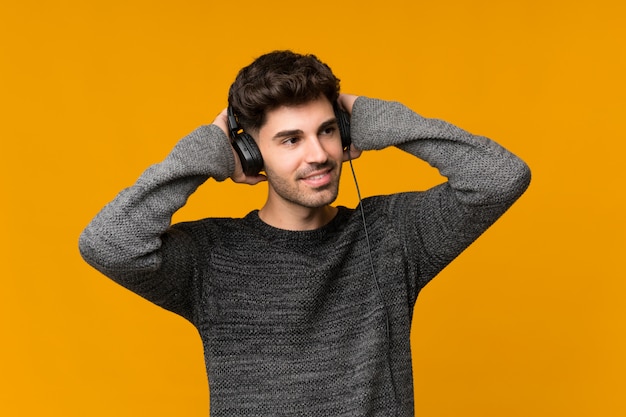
[264,161,341,209]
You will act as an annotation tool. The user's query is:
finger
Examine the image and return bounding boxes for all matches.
[236,173,267,186]
[337,94,358,114]
[213,109,231,137]
[247,174,267,185]
[343,145,362,162]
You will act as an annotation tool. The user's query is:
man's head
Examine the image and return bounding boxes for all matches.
[228,50,340,134]
[227,51,348,226]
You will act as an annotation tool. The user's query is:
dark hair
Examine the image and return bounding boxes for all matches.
[228,50,340,132]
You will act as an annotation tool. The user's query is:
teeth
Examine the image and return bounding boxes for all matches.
[301,171,330,181]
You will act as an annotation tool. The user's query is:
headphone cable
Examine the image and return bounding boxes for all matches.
[347,154,399,415]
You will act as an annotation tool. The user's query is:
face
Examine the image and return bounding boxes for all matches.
[255,96,345,211]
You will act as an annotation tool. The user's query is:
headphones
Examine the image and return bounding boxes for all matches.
[227,102,352,176]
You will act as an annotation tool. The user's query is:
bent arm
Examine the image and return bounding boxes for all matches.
[351,98,530,206]
[78,124,235,315]
[350,97,531,287]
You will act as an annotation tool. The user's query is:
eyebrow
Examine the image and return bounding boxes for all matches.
[271,117,337,141]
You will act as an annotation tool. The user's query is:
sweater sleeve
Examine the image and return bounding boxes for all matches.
[78,124,236,318]
[350,97,531,289]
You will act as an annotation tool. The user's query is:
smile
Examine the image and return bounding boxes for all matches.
[300,169,333,187]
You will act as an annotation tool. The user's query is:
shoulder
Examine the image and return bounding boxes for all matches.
[172,215,250,239]
[361,191,427,214]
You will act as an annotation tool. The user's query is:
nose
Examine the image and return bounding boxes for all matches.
[304,136,329,164]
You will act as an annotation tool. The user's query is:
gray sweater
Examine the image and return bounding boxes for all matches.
[79,97,531,416]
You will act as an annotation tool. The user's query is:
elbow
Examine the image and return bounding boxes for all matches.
[508,157,532,199]
[78,224,161,277]
[78,227,108,273]
[78,226,129,275]
[490,156,532,206]
[465,154,531,207]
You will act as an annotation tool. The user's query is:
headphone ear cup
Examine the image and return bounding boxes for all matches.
[334,103,352,149]
[232,132,264,176]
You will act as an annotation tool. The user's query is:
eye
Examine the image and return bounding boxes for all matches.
[321,126,336,136]
[282,136,300,146]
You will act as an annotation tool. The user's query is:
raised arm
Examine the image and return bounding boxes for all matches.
[78,112,263,317]
[348,97,531,287]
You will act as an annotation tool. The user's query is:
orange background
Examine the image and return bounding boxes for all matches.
[2,0,624,416]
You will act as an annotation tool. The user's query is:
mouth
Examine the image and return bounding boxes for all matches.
[300,168,333,188]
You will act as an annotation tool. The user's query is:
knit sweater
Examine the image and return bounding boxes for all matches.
[79,97,531,416]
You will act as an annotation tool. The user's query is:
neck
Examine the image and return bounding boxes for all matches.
[258,203,338,231]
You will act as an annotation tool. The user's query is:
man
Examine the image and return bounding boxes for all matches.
[79,50,531,416]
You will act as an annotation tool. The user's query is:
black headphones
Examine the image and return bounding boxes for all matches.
[227,102,352,176]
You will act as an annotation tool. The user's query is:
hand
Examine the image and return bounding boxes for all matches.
[212,108,267,185]
[343,144,362,161]
[337,93,359,115]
